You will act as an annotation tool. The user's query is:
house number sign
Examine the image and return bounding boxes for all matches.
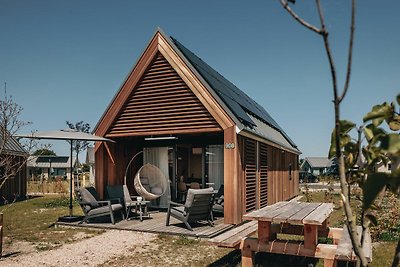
[225,143,235,149]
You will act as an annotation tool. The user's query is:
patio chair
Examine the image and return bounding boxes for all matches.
[177,181,188,202]
[76,187,124,225]
[213,185,224,215]
[166,187,215,231]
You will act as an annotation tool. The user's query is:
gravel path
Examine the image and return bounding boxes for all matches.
[0,230,156,267]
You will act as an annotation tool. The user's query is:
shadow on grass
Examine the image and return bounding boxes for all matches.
[207,250,321,267]
[208,249,241,267]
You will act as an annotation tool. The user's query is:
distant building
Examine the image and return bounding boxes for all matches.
[85,146,95,185]
[0,128,28,202]
[301,157,331,175]
[374,159,400,174]
[27,155,76,181]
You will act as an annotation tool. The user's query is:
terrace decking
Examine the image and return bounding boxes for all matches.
[56,212,232,238]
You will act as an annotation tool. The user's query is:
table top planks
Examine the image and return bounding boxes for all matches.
[302,203,334,225]
[242,201,334,226]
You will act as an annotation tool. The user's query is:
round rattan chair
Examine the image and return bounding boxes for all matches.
[133,163,168,200]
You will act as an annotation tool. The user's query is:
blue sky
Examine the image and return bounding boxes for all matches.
[1,0,399,159]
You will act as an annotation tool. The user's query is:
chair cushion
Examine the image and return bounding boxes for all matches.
[151,186,163,195]
[185,187,214,208]
[87,203,123,216]
[79,188,99,208]
[170,205,186,217]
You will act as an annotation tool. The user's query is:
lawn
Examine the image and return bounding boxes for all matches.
[0,191,398,266]
[0,195,103,253]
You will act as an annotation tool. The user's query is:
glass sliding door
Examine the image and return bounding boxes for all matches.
[205,145,224,191]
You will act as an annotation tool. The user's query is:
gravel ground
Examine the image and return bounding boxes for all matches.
[0,230,156,267]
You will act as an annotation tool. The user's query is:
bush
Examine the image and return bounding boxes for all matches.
[369,191,400,241]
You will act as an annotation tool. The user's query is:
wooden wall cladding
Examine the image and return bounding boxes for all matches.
[244,138,257,212]
[266,145,299,205]
[241,136,299,214]
[0,155,26,201]
[259,142,268,208]
[107,52,222,137]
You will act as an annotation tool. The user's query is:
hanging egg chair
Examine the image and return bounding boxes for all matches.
[133,163,168,200]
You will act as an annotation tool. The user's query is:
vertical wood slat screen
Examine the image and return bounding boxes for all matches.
[259,142,268,208]
[108,52,222,136]
[244,138,257,212]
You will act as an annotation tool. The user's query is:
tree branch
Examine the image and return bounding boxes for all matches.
[339,0,356,103]
[316,0,339,102]
[279,0,323,35]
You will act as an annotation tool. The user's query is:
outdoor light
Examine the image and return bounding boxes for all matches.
[144,136,178,141]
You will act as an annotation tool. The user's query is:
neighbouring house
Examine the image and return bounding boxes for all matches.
[86,146,95,185]
[0,129,28,203]
[27,155,76,181]
[301,157,331,175]
[374,159,400,174]
[93,29,301,224]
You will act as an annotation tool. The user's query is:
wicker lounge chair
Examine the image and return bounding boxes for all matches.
[166,187,215,231]
[76,187,124,225]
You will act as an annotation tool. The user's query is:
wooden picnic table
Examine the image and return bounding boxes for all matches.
[209,200,371,266]
[240,200,338,267]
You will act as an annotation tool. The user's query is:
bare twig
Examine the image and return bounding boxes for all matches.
[280,0,368,265]
[279,0,323,35]
[316,0,339,101]
[339,0,356,103]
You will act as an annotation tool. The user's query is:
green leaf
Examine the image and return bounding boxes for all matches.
[379,133,400,155]
[363,103,391,126]
[363,173,389,210]
[388,115,400,131]
[340,120,356,134]
[364,126,374,142]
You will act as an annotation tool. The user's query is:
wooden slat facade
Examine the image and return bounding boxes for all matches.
[240,136,299,215]
[259,142,268,208]
[108,52,222,137]
[244,138,257,212]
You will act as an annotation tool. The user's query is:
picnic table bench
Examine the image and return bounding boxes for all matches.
[210,201,372,267]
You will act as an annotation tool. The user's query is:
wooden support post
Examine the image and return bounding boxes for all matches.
[258,221,271,243]
[240,238,254,267]
[323,258,337,267]
[304,224,318,250]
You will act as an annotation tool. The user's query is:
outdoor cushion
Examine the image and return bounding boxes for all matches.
[87,203,123,216]
[151,186,163,195]
[80,188,99,208]
[185,187,214,208]
[170,205,186,217]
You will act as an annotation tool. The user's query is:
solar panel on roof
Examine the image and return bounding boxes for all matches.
[171,37,297,149]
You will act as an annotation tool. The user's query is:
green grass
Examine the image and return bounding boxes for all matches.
[0,195,103,251]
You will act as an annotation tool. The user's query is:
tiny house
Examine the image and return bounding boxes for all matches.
[94,29,300,224]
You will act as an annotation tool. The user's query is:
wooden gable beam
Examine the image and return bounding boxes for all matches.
[95,30,235,137]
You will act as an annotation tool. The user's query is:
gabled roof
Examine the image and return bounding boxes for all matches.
[94,28,299,153]
[0,127,27,156]
[303,157,331,168]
